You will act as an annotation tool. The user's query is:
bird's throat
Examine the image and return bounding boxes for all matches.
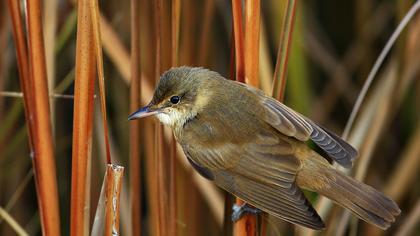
[156,109,197,128]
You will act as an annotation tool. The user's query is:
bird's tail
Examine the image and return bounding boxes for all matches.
[319,168,400,229]
[296,151,401,230]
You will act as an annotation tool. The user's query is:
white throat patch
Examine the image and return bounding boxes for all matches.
[156,108,195,127]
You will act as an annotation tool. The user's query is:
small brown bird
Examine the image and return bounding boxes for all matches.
[128,67,400,230]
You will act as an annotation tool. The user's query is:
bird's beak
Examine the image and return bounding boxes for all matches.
[128,106,159,120]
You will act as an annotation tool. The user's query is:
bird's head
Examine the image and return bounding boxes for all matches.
[128,66,221,127]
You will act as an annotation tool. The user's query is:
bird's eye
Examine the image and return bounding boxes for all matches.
[170,96,180,104]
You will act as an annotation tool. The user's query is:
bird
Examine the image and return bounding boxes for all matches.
[128,66,400,230]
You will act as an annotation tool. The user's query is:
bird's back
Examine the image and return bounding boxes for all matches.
[175,78,278,146]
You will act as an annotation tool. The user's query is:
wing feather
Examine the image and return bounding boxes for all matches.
[215,170,325,230]
[262,97,358,168]
[183,133,326,230]
[305,119,357,167]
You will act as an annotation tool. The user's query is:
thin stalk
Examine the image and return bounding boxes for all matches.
[259,18,274,94]
[271,0,298,101]
[154,1,167,235]
[0,91,76,99]
[244,0,261,87]
[90,0,111,164]
[70,0,96,234]
[130,0,142,235]
[105,165,124,235]
[91,164,125,236]
[25,0,61,234]
[232,1,257,235]
[43,0,57,133]
[0,207,29,236]
[7,0,33,150]
[172,0,181,66]
[232,0,245,83]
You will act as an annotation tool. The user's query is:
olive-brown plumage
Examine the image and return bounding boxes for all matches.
[128,67,400,230]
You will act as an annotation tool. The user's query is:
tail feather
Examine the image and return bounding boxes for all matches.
[320,169,401,230]
[339,197,391,229]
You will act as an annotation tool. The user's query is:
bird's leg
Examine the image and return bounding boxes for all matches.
[231,203,262,222]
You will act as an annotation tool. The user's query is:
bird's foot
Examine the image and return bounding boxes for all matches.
[231,203,261,222]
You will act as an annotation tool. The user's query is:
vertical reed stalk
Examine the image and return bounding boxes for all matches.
[25,0,61,234]
[90,0,111,164]
[130,0,142,235]
[70,0,96,234]
[104,165,124,235]
[245,0,261,88]
[91,164,125,236]
[232,0,258,235]
[232,0,245,83]
[271,0,298,101]
[43,0,57,132]
[154,1,167,235]
[172,0,181,66]
[7,0,33,148]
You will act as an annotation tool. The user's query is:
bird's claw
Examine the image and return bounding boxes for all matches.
[231,203,261,222]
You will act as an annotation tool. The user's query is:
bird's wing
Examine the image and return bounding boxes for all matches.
[216,171,325,230]
[261,97,357,168]
[184,133,325,230]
